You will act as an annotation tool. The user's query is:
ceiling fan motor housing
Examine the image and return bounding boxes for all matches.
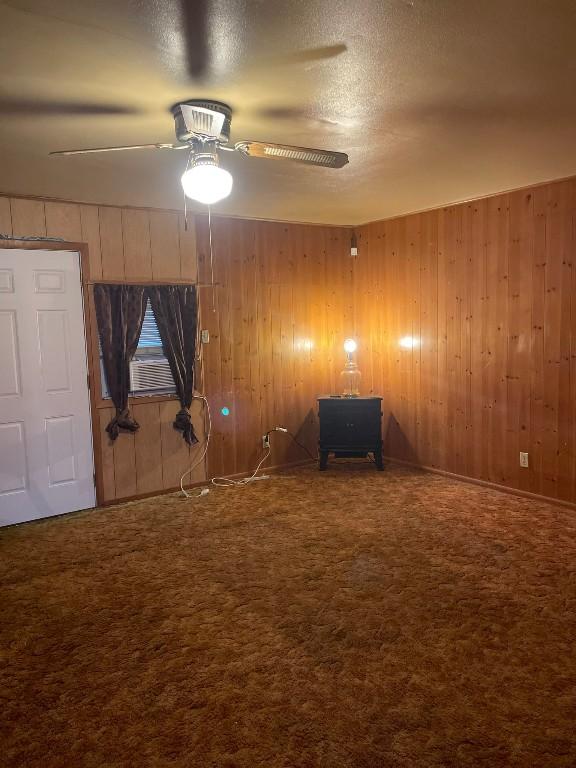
[172,99,232,144]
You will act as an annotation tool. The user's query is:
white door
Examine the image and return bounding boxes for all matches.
[0,249,95,526]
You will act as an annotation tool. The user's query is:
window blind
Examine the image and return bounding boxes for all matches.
[99,297,176,398]
[137,300,164,352]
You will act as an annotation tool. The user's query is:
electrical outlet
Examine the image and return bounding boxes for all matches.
[201,329,210,344]
[520,452,529,468]
[262,434,270,450]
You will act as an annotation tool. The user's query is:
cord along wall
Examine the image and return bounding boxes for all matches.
[195,213,354,480]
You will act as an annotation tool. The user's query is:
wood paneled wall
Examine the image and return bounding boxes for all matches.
[1,194,354,503]
[0,195,205,504]
[355,177,576,504]
[8,173,573,508]
[195,216,353,477]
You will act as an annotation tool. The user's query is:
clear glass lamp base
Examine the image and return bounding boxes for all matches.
[341,361,361,397]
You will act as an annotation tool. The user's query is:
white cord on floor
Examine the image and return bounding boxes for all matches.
[210,426,288,488]
[179,404,288,497]
[210,447,271,487]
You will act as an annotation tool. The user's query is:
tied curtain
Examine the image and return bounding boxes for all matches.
[148,285,198,445]
[94,284,147,440]
[94,283,198,445]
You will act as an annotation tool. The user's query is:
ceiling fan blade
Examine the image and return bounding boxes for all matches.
[0,99,140,116]
[50,143,188,156]
[181,0,209,79]
[235,141,348,169]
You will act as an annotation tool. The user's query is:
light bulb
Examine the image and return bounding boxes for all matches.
[343,338,357,354]
[181,164,233,205]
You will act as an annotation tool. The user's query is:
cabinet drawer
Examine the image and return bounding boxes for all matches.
[318,398,382,448]
[319,398,381,417]
[320,418,381,446]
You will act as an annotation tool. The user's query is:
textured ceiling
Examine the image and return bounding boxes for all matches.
[1,0,576,225]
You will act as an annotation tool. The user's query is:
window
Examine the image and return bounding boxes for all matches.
[100,299,176,398]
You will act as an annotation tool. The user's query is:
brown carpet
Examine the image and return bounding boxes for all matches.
[1,464,575,768]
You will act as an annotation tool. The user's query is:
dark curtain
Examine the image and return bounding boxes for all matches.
[94,284,147,441]
[147,285,199,444]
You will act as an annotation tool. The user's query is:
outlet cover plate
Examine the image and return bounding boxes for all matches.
[520,452,529,468]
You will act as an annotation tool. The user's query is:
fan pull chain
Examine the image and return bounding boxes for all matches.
[208,206,216,312]
[183,149,194,231]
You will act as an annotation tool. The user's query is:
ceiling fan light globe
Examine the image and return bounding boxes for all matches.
[181,164,233,205]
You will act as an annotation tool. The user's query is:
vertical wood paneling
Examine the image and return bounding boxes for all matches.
[557,184,573,501]
[160,400,193,490]
[530,187,547,496]
[99,206,124,280]
[79,205,102,280]
[150,211,180,279]
[236,220,261,472]
[196,214,354,477]
[10,198,46,237]
[356,177,576,504]
[8,180,576,507]
[133,401,163,495]
[122,209,152,280]
[112,431,137,498]
[0,196,12,234]
[213,218,236,475]
[189,398,208,484]
[44,201,82,241]
[507,191,533,492]
[179,213,198,281]
[419,212,439,468]
[469,201,487,480]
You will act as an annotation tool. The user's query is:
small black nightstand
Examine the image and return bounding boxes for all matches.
[318,396,383,471]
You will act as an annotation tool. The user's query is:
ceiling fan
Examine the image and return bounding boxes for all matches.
[49,99,349,205]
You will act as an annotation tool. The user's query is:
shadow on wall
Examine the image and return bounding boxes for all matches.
[383,413,419,465]
[291,408,319,462]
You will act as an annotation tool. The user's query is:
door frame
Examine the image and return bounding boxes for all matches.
[0,240,103,506]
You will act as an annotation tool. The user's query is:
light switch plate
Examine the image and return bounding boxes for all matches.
[201,329,210,343]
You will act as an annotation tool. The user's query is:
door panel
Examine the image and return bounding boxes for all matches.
[0,422,27,493]
[0,310,21,396]
[33,269,66,293]
[0,249,95,526]
[37,310,72,392]
[0,269,14,293]
[45,415,76,485]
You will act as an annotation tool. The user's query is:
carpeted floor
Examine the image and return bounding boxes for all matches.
[1,464,576,768]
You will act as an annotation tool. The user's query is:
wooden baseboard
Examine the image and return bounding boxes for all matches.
[100,458,316,508]
[384,456,576,512]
